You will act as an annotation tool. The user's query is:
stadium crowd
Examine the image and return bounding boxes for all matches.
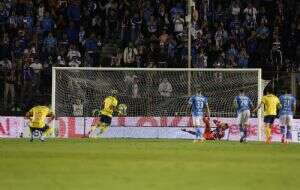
[0,0,299,115]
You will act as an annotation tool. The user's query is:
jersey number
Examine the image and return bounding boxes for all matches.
[240,100,248,107]
[196,101,204,109]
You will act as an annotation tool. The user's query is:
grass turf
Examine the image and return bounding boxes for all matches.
[0,139,300,190]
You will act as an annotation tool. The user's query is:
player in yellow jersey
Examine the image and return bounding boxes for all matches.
[88,90,119,137]
[253,89,281,144]
[25,103,55,142]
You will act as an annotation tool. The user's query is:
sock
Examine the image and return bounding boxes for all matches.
[265,127,272,142]
[195,127,203,139]
[243,129,247,138]
[280,126,286,141]
[239,124,243,137]
[239,125,246,139]
[43,127,53,137]
[286,126,292,140]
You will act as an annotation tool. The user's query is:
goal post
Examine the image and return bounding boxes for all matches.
[52,67,264,140]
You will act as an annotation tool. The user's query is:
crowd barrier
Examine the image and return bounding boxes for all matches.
[1,116,300,142]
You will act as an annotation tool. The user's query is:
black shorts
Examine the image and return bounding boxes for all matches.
[264,115,276,124]
[30,125,49,133]
[100,115,112,125]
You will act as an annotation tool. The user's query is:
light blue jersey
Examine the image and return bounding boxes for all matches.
[279,95,296,116]
[234,95,253,113]
[189,95,208,117]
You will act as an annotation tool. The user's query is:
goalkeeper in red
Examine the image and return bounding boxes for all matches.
[182,117,229,140]
[88,90,127,137]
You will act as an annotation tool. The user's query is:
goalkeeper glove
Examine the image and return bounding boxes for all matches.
[118,104,127,116]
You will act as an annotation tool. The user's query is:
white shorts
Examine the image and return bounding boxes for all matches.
[192,116,204,127]
[279,115,293,126]
[237,110,250,126]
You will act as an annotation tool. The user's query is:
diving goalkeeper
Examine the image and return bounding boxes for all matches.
[182,117,229,140]
[88,90,127,137]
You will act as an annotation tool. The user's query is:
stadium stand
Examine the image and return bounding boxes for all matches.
[0,0,299,115]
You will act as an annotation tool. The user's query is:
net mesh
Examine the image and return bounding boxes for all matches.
[54,68,261,118]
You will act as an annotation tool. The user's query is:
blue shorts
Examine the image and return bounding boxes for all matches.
[264,115,276,124]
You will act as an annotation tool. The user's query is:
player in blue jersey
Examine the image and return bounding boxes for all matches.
[234,90,253,143]
[279,89,296,144]
[188,90,210,142]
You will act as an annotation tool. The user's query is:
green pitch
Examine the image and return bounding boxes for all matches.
[0,139,300,190]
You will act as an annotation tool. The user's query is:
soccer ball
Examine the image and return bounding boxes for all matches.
[32,130,42,138]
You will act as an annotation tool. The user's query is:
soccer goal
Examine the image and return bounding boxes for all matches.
[52,67,265,140]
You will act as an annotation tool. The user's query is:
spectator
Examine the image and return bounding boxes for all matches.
[147,15,158,36]
[67,44,81,63]
[111,48,123,67]
[30,58,42,93]
[123,42,138,67]
[43,32,57,55]
[173,14,185,35]
[0,58,13,70]
[132,77,140,98]
[194,49,207,68]
[67,45,81,67]
[131,12,142,42]
[244,3,258,22]
[214,53,226,68]
[256,21,270,40]
[170,3,184,19]
[227,43,238,61]
[21,60,34,104]
[230,1,241,16]
[3,70,16,110]
[84,33,98,67]
[57,55,66,66]
[158,78,172,97]
[121,10,131,44]
[0,0,298,115]
[41,12,55,33]
[124,73,137,94]
[136,46,147,68]
[147,43,159,67]
[237,48,249,68]
[65,21,79,43]
[215,26,224,50]
[73,99,83,116]
[159,30,169,47]
[67,1,81,22]
[158,3,170,30]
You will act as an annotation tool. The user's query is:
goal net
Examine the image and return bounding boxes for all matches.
[52,68,264,139]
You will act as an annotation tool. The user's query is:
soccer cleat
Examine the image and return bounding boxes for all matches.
[265,137,272,144]
[30,138,33,142]
[40,135,46,142]
[240,137,247,143]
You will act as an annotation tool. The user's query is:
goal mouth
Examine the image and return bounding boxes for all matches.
[52,67,263,140]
